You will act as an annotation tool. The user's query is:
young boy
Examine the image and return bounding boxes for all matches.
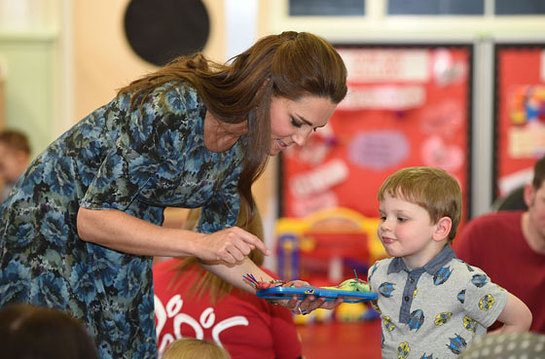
[368,167,532,358]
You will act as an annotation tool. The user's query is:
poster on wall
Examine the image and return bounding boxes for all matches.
[494,44,545,199]
[279,44,474,221]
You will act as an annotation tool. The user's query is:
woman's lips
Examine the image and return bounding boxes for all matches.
[276,139,288,150]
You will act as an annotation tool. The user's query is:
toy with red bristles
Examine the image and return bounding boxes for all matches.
[243,270,377,303]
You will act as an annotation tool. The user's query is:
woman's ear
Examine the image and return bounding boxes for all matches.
[433,217,452,242]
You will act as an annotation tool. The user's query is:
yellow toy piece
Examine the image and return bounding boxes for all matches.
[275,207,387,282]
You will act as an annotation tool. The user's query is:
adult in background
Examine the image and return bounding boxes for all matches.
[0,31,347,358]
[0,129,31,202]
[456,155,545,334]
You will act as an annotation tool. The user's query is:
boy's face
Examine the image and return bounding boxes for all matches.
[378,193,444,269]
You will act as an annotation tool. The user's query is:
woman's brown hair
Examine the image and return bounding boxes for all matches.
[118,31,347,224]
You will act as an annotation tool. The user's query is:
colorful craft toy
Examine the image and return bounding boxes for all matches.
[243,272,377,304]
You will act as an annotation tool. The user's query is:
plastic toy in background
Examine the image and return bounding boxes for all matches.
[335,302,379,323]
[509,85,545,126]
[275,207,387,284]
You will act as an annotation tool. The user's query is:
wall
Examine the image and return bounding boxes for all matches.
[73,0,276,236]
[74,0,225,120]
[0,0,61,156]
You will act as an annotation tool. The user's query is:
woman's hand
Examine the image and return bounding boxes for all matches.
[195,226,270,264]
[286,295,344,315]
[266,280,344,315]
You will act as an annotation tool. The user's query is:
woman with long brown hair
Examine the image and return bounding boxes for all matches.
[0,31,347,358]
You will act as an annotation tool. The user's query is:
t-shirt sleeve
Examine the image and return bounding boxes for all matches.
[80,86,195,212]
[462,266,509,328]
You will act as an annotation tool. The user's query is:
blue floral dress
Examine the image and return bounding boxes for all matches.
[0,83,244,359]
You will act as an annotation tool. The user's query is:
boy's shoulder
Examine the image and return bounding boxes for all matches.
[368,257,395,278]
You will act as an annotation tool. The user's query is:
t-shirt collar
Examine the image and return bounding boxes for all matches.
[387,245,456,274]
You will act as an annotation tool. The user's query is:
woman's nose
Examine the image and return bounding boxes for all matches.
[292,128,312,146]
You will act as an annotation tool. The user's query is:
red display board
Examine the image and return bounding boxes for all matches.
[494,44,545,198]
[279,44,473,221]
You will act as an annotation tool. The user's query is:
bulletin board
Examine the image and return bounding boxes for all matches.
[279,43,474,221]
[493,44,545,199]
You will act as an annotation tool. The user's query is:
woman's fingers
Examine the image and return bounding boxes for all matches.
[199,227,270,264]
[284,295,343,314]
[230,226,270,256]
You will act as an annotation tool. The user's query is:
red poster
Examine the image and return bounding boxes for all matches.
[494,44,545,198]
[280,44,473,221]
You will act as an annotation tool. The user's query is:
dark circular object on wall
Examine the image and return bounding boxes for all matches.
[124,0,210,66]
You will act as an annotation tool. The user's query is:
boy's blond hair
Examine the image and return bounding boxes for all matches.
[377,167,462,243]
[161,338,231,359]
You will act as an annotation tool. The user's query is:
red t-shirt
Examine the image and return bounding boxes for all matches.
[455,211,545,334]
[153,259,302,359]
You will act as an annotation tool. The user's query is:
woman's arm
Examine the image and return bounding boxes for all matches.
[76,207,269,263]
[78,208,340,313]
[201,258,342,312]
[494,292,532,334]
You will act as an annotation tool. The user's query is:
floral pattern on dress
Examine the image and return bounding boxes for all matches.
[0,83,244,359]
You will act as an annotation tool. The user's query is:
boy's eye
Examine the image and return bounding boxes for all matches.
[397,217,407,222]
[312,127,317,132]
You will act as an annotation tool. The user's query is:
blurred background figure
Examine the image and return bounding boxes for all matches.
[154,204,303,359]
[456,155,545,334]
[0,303,99,359]
[161,338,231,359]
[0,129,31,202]
[459,331,545,359]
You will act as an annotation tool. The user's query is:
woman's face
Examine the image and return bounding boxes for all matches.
[269,95,337,156]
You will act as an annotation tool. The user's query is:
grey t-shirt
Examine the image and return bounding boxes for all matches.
[369,246,508,358]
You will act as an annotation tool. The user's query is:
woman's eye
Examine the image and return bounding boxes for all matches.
[312,127,317,132]
[291,118,302,128]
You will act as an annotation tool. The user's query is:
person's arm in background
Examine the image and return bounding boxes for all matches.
[491,293,532,334]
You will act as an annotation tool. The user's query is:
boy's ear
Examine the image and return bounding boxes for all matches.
[433,217,452,242]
